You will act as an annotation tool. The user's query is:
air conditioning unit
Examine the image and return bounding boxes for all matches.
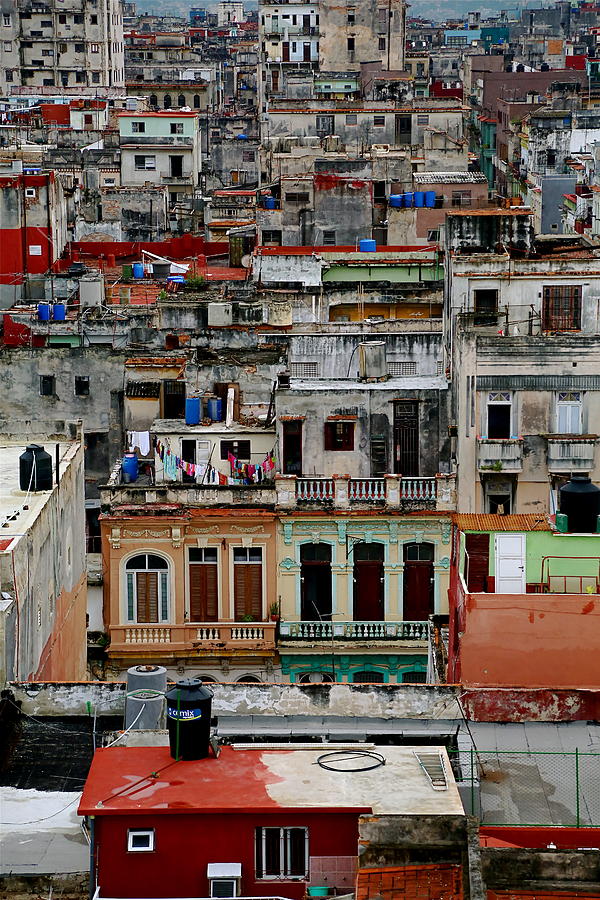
[207,864,241,898]
[207,301,233,326]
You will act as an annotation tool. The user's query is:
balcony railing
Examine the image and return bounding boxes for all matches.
[546,436,597,474]
[108,622,277,653]
[279,621,429,641]
[477,438,524,472]
[349,478,386,502]
[296,477,335,501]
[400,478,437,501]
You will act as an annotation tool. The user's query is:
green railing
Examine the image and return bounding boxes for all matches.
[450,748,600,827]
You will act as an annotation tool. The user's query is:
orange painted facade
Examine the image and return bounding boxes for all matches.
[100,508,278,671]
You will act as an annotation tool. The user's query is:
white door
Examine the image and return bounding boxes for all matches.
[495,533,526,593]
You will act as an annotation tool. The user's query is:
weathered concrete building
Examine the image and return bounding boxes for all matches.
[0,439,87,683]
[118,111,202,207]
[446,210,600,514]
[0,169,68,307]
[0,0,124,93]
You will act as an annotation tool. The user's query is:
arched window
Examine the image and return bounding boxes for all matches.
[193,94,201,108]
[163,93,172,108]
[149,94,158,107]
[352,671,385,683]
[198,675,217,683]
[236,674,262,683]
[297,672,333,684]
[125,554,170,623]
[178,93,186,107]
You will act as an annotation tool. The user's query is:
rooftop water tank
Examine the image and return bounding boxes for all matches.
[359,239,377,252]
[559,475,600,534]
[358,341,387,381]
[125,665,167,731]
[79,275,104,308]
[19,444,53,492]
[165,678,214,761]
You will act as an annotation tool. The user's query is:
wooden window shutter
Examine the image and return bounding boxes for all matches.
[234,562,262,619]
[136,572,159,623]
[189,564,218,621]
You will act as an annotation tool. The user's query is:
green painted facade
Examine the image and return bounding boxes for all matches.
[281,653,428,683]
[323,261,444,284]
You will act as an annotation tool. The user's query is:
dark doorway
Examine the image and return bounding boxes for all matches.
[403,542,434,620]
[282,41,290,61]
[487,403,511,439]
[353,542,384,621]
[465,533,490,591]
[303,42,311,61]
[181,439,196,483]
[162,380,185,418]
[301,543,332,621]
[169,155,183,177]
[395,114,411,145]
[282,421,302,475]
[394,400,419,475]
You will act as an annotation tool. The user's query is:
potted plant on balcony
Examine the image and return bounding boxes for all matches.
[242,613,255,622]
[269,601,280,622]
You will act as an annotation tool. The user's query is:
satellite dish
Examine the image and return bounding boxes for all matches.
[241,254,252,268]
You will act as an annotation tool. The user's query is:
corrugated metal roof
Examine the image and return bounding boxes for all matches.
[453,513,551,531]
[125,381,161,398]
[413,171,489,184]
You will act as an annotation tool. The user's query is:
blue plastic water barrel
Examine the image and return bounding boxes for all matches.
[389,194,403,208]
[38,303,51,321]
[132,262,144,279]
[122,452,139,482]
[185,397,201,425]
[207,396,223,421]
[403,192,414,207]
[264,197,276,210]
[414,191,425,208]
[425,190,437,208]
[52,303,66,321]
[359,239,377,252]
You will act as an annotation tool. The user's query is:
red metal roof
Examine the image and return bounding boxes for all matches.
[0,538,14,551]
[78,745,369,816]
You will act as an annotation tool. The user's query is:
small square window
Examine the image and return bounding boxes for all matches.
[322,230,336,245]
[132,121,146,133]
[58,14,66,23]
[220,440,251,461]
[373,115,385,126]
[25,187,36,198]
[74,14,84,23]
[91,72,100,83]
[90,13,97,23]
[170,122,184,134]
[127,829,155,852]
[324,421,354,451]
[417,114,429,126]
[427,229,439,242]
[345,113,357,125]
[75,376,90,396]
[40,375,55,396]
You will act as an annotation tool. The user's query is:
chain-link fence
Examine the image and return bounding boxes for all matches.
[449,748,600,827]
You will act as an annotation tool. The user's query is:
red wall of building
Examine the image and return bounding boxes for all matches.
[95,810,360,899]
[480,826,600,849]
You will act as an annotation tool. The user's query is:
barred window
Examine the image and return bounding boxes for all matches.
[290,362,319,378]
[389,361,417,376]
[542,285,582,332]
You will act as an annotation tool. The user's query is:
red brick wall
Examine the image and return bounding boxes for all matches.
[357,864,463,900]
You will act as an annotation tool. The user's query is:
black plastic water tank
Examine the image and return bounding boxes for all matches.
[559,475,600,534]
[165,678,213,761]
[19,444,53,492]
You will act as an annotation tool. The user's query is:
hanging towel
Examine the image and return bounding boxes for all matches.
[128,431,151,456]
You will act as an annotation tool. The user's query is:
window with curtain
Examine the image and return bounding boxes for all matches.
[255,827,308,878]
[188,547,218,621]
[125,554,169,623]
[233,547,262,620]
[556,391,582,434]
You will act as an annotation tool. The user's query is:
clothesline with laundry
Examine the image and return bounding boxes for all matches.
[154,438,277,484]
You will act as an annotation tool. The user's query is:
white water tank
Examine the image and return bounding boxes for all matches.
[358,341,387,381]
[79,274,104,308]
[125,664,167,730]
